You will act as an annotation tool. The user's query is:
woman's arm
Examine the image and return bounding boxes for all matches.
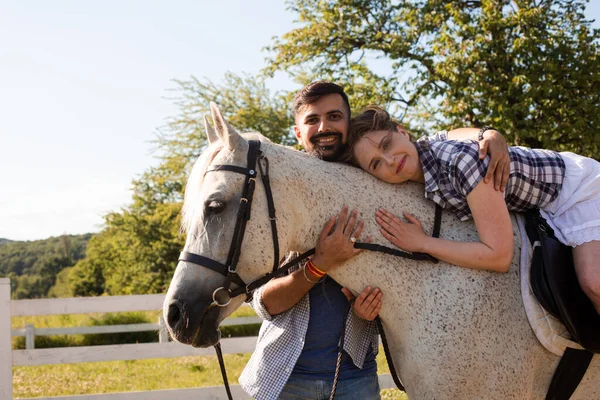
[376,180,514,272]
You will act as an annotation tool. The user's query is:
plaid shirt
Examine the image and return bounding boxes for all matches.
[416,131,565,221]
[239,261,379,400]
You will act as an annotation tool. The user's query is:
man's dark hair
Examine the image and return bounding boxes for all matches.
[292,81,351,120]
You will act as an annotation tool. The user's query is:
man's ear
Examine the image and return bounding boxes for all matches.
[293,125,302,141]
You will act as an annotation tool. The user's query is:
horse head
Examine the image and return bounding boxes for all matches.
[163,103,295,347]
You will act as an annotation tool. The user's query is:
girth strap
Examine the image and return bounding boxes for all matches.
[545,347,594,400]
[432,204,443,238]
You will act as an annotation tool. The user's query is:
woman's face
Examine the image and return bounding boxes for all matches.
[353,126,421,184]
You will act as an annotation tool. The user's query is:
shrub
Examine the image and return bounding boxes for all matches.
[81,312,158,346]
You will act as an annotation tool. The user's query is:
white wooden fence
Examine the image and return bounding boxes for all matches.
[1,278,397,399]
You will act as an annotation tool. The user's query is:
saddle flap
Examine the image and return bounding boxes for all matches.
[525,210,600,354]
[538,232,600,353]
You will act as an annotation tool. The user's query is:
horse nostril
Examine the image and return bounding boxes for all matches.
[167,301,182,329]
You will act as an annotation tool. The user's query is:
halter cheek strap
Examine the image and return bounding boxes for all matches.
[179,140,280,306]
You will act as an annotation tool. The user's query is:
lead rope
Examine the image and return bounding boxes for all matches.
[376,316,405,392]
[329,302,353,400]
[215,343,233,400]
[214,205,443,400]
[329,204,442,399]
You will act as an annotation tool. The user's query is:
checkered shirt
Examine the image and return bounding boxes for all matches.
[416,131,566,221]
[238,258,379,400]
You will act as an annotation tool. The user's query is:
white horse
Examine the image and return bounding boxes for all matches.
[163,104,599,399]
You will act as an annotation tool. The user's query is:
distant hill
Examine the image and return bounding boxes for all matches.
[0,233,94,298]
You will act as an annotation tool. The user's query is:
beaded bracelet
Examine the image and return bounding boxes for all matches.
[478,126,495,141]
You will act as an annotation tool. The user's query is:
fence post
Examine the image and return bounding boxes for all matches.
[158,315,169,343]
[0,278,13,399]
[25,324,34,350]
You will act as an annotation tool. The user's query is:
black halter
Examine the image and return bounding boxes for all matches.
[179,139,443,400]
[179,140,280,306]
[180,139,442,307]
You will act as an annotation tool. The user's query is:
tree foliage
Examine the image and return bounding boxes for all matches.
[70,203,183,296]
[65,1,600,297]
[265,0,600,157]
[68,74,294,296]
[0,234,91,298]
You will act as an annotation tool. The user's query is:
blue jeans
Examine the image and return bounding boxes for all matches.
[278,373,381,400]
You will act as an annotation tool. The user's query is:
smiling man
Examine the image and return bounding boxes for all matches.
[238,81,511,400]
[293,82,350,161]
[239,81,384,400]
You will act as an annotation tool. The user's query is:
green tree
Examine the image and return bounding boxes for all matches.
[69,203,183,296]
[265,0,600,158]
[48,266,74,298]
[131,72,295,211]
[0,234,92,298]
[54,1,600,297]
[69,74,295,295]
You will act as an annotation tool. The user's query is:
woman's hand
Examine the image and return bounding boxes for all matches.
[479,130,510,192]
[376,208,427,253]
[312,206,367,273]
[342,286,382,321]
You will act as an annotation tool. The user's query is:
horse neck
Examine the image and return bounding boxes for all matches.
[264,144,380,253]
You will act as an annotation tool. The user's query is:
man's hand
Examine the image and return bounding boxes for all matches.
[312,206,368,273]
[479,130,510,191]
[342,286,382,321]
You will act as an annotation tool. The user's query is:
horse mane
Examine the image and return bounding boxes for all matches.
[181,132,270,232]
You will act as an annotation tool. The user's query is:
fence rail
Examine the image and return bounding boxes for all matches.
[1,278,396,400]
[11,315,262,350]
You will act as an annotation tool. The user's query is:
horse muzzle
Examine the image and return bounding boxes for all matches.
[164,297,222,348]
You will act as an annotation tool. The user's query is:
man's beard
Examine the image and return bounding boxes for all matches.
[309,132,345,161]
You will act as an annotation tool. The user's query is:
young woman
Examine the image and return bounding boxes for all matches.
[345,106,600,314]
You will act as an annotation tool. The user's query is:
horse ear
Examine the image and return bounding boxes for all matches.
[203,115,220,144]
[209,102,245,150]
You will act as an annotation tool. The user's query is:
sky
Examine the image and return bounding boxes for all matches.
[0,0,297,241]
[1,1,599,241]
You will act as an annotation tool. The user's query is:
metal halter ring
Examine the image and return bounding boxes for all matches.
[212,287,232,307]
[350,236,357,243]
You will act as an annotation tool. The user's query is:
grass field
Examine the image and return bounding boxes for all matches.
[13,352,407,399]
[11,309,408,399]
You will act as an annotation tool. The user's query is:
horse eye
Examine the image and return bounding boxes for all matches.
[205,200,226,214]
